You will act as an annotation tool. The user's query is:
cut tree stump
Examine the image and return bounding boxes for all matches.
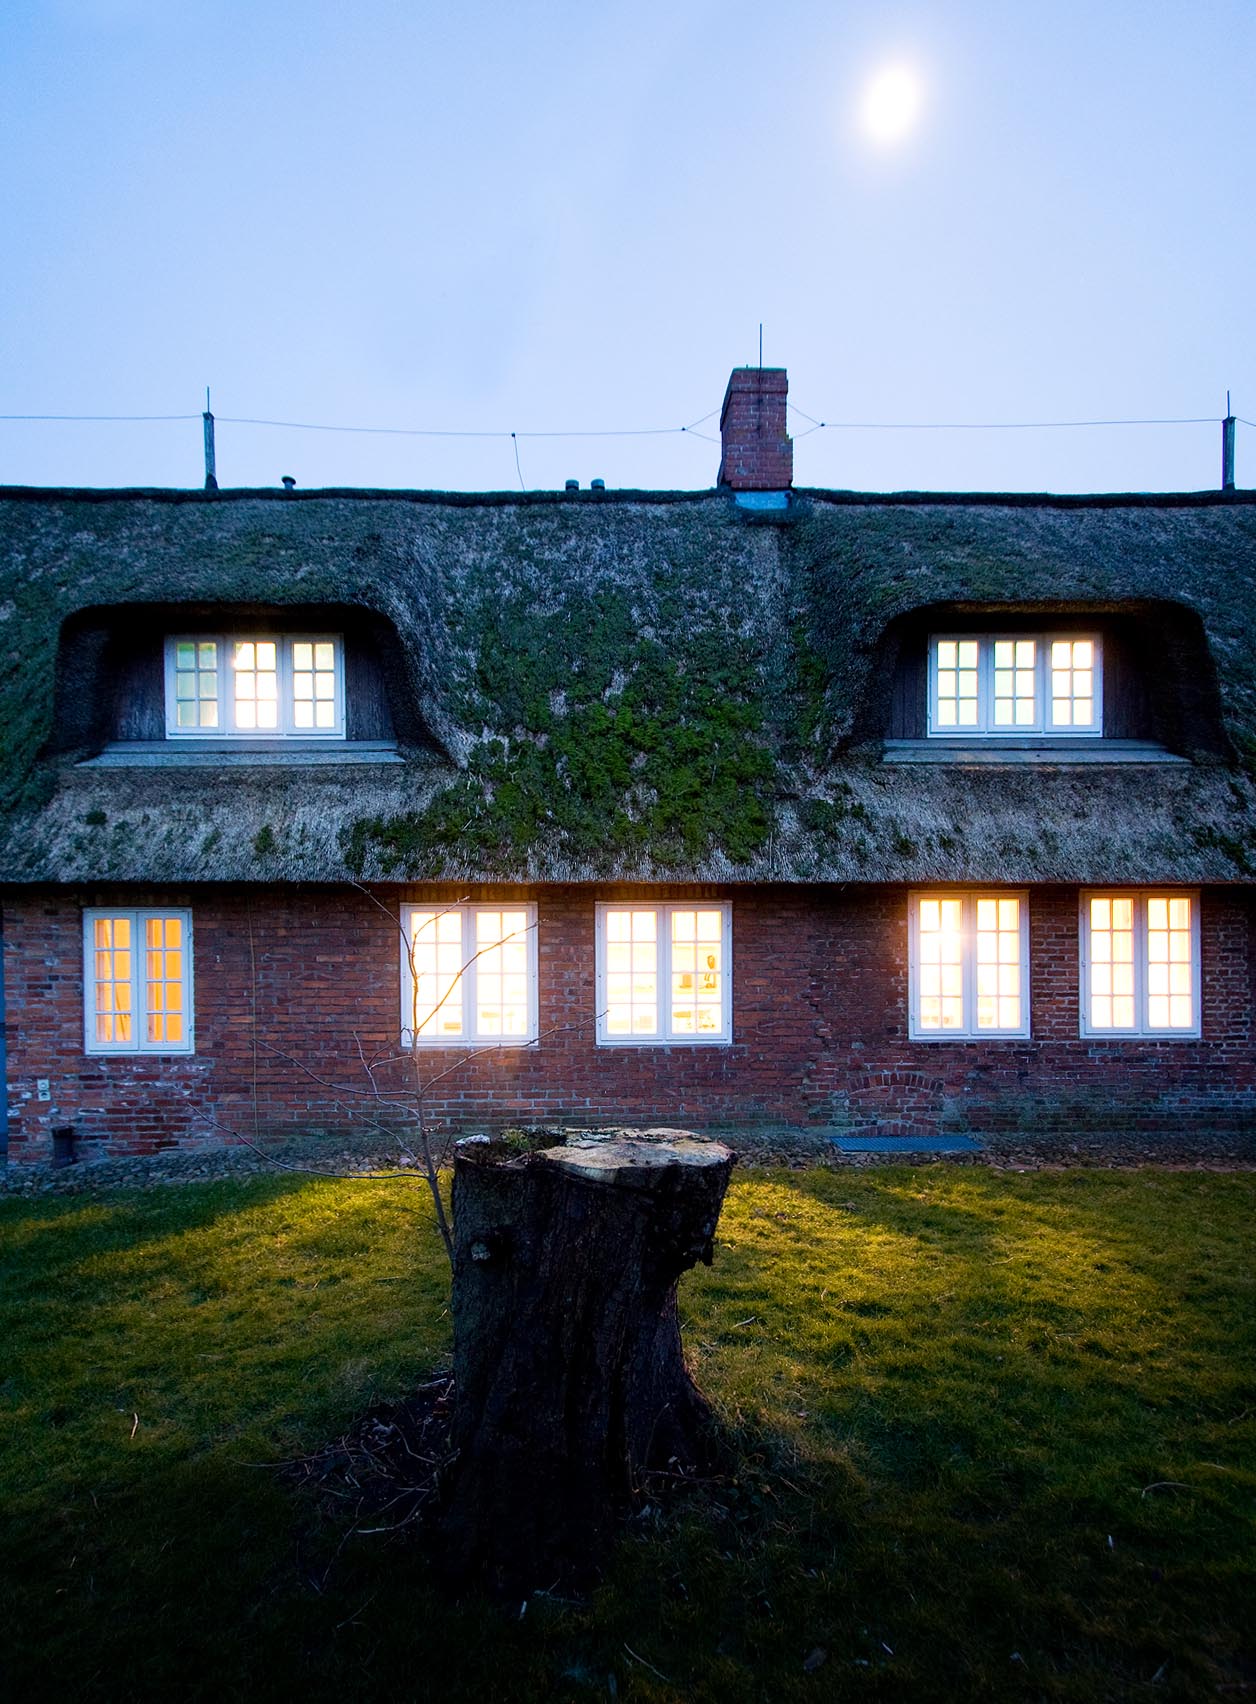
[439,1130,735,1593]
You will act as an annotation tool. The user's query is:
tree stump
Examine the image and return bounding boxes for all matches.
[439,1131,734,1593]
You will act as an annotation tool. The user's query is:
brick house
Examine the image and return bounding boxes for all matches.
[2,366,1255,1163]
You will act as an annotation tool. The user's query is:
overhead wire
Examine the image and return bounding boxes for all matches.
[0,406,724,442]
[0,405,1237,437]
[0,412,200,422]
[787,405,1220,431]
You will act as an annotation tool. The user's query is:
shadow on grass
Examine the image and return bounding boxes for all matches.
[2,1168,1253,1702]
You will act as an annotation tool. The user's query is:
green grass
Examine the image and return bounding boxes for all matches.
[2,1168,1253,1703]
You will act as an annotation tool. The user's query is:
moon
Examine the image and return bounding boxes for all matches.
[859,64,924,145]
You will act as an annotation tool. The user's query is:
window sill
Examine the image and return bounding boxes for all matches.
[908,1031,1031,1043]
[883,738,1188,766]
[404,1040,539,1051]
[595,1036,733,1048]
[79,740,403,768]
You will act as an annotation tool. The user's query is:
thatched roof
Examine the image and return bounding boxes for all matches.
[2,484,1255,886]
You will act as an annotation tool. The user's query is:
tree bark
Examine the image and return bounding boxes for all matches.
[439,1131,734,1594]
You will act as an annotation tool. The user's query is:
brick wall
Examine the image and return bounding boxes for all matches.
[3,883,1253,1161]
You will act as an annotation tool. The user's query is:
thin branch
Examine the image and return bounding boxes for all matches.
[192,1113,434,1183]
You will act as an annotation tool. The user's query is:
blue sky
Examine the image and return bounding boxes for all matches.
[2,0,1252,493]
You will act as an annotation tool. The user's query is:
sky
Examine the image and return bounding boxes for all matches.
[1,0,1253,495]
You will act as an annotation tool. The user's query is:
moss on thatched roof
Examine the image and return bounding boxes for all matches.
[2,485,1255,886]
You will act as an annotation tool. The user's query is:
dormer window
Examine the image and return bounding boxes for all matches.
[164,635,345,739]
[929,635,1101,736]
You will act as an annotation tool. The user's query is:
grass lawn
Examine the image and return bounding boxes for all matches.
[1,1166,1253,1703]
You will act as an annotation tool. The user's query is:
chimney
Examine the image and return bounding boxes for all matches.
[718,366,792,491]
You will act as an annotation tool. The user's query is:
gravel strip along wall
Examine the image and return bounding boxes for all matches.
[2,1124,1254,1197]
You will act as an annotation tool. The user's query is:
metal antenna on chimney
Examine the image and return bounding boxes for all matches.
[203,388,218,491]
[1222,391,1236,492]
[758,323,763,370]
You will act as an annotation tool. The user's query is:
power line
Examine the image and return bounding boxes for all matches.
[788,405,1221,431]
[0,402,1233,436]
[215,413,722,440]
[0,412,200,422]
[1,403,1245,440]
[0,407,722,441]
[783,405,1213,432]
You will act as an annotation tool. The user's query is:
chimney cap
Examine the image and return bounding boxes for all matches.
[565,479,579,491]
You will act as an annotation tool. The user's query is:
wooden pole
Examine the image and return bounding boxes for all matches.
[203,388,218,490]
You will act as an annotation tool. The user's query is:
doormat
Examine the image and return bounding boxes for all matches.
[831,1135,984,1154]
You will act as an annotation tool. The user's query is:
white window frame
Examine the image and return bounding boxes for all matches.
[595,902,733,1046]
[908,890,1031,1041]
[164,634,346,739]
[82,907,195,1056]
[1079,890,1201,1039]
[927,633,1103,737]
[401,903,539,1047]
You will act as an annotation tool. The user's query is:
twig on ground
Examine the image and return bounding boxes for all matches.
[623,1644,672,1683]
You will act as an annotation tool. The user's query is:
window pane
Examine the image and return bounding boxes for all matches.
[992,638,1037,730]
[1147,895,1193,1029]
[975,895,1021,1030]
[916,896,966,1030]
[143,915,187,1045]
[1049,636,1100,729]
[172,638,218,730]
[92,914,134,1043]
[474,909,530,1036]
[672,909,723,1036]
[604,909,659,1036]
[1088,894,1136,1029]
[232,639,279,732]
[934,640,980,731]
[409,910,464,1037]
[289,637,339,734]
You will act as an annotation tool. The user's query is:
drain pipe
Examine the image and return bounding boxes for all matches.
[0,903,6,1167]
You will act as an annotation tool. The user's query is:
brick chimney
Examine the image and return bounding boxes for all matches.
[717,366,793,490]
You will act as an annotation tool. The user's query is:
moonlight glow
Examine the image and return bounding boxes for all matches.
[859,64,924,144]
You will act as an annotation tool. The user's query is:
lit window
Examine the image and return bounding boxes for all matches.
[165,635,344,738]
[83,909,194,1055]
[403,904,537,1045]
[910,893,1029,1039]
[1081,893,1199,1037]
[596,903,732,1044]
[929,635,1101,735]
[1050,639,1096,729]
[171,640,220,729]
